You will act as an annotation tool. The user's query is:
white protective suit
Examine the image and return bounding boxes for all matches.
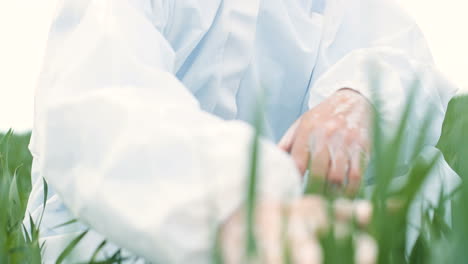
[25,0,459,263]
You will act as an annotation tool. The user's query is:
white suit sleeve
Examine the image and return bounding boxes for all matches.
[33,0,301,262]
[308,0,458,162]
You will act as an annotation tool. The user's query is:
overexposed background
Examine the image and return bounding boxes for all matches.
[0,0,467,132]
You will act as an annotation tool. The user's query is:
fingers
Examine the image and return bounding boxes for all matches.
[290,112,327,175]
[353,200,373,228]
[309,132,330,181]
[291,238,323,264]
[297,135,368,195]
[256,202,284,264]
[334,198,373,228]
[290,123,313,175]
[278,118,301,152]
[355,233,378,264]
[323,132,369,195]
[294,196,329,235]
[334,198,354,222]
[220,210,245,264]
[346,144,366,195]
[327,135,348,186]
[283,120,369,194]
[221,202,285,264]
[221,197,375,264]
[287,198,326,264]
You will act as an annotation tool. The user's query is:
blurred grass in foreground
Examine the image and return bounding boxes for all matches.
[0,95,467,263]
[0,131,43,263]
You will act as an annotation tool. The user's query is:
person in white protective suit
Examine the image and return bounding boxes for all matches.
[24,0,460,263]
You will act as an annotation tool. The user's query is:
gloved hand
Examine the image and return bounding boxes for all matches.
[220,196,376,264]
[279,88,372,194]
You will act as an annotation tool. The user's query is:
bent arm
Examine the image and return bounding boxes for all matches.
[308,0,457,166]
[33,0,301,262]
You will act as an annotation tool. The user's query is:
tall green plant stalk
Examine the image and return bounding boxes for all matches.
[244,94,266,261]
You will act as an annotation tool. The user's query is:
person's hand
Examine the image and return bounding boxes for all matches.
[220,196,327,264]
[220,196,376,264]
[278,88,372,194]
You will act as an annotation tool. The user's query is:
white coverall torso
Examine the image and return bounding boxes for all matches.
[25,0,458,263]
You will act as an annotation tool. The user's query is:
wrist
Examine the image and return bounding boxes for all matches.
[336,87,373,108]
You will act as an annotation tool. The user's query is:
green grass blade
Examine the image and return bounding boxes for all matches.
[89,240,108,263]
[52,219,78,229]
[56,230,89,264]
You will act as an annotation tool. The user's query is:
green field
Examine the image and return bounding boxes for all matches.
[1,95,467,263]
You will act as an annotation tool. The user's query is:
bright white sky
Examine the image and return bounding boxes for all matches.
[0,0,467,132]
